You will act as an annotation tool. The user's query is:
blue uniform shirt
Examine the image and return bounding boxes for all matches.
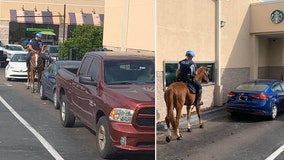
[29,38,42,51]
[178,58,196,81]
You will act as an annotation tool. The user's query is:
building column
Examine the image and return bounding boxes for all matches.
[121,0,129,51]
[58,22,67,43]
[214,0,223,106]
[0,20,9,44]
[250,35,259,79]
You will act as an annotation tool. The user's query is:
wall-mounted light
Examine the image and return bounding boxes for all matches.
[221,20,226,28]
[22,5,25,11]
[92,9,96,14]
[80,8,84,14]
[47,6,50,12]
[34,6,37,12]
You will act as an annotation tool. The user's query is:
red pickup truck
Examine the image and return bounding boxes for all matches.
[56,51,155,158]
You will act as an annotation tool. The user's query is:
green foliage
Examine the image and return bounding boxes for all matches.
[58,25,103,60]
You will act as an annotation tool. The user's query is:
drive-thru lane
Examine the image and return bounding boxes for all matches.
[157,104,284,160]
[0,96,63,160]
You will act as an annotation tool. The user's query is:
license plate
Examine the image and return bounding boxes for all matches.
[239,95,247,101]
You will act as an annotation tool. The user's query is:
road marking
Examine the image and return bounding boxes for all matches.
[265,143,284,160]
[0,96,64,160]
[0,83,12,86]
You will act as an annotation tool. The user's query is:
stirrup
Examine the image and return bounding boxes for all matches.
[194,101,203,106]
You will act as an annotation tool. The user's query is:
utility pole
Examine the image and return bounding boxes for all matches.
[63,4,66,42]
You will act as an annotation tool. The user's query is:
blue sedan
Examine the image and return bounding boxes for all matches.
[226,79,284,120]
[40,60,81,109]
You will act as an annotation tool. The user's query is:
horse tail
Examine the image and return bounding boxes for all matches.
[164,87,177,130]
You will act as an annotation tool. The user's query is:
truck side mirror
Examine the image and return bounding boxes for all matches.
[79,75,97,86]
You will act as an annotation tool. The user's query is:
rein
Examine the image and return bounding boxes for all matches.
[30,52,43,70]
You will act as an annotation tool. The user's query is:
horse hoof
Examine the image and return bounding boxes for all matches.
[177,136,182,140]
[187,128,192,132]
[165,136,171,143]
[200,124,204,128]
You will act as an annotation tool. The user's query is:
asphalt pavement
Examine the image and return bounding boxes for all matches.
[156,105,227,141]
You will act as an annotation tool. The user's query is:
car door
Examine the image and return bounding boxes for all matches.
[43,63,56,98]
[71,56,93,126]
[278,82,284,110]
[80,57,101,125]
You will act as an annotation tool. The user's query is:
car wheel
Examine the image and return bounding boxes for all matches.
[96,116,116,159]
[270,104,278,120]
[6,78,11,81]
[40,84,47,100]
[60,94,75,127]
[53,90,60,109]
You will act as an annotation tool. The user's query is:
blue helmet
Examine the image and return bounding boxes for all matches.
[185,50,195,57]
[36,32,42,39]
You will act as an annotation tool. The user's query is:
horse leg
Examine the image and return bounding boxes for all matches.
[174,104,183,140]
[196,105,203,128]
[186,105,192,132]
[165,116,172,143]
[36,73,40,92]
[26,71,30,89]
[31,83,34,93]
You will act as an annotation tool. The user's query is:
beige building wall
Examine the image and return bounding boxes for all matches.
[156,0,284,121]
[251,1,284,34]
[156,0,217,122]
[103,0,155,54]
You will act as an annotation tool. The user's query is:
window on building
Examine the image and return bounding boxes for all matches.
[163,61,214,88]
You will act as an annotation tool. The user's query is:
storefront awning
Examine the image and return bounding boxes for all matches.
[68,12,104,26]
[39,31,56,36]
[10,9,61,25]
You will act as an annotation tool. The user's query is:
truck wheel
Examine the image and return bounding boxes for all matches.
[53,90,60,109]
[96,116,116,159]
[60,95,75,127]
[40,84,47,100]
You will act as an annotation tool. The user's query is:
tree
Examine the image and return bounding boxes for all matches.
[58,25,103,60]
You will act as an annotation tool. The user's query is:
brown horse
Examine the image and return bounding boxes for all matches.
[164,66,209,142]
[27,51,44,93]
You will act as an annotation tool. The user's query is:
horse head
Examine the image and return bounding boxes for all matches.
[31,51,43,69]
[195,66,209,83]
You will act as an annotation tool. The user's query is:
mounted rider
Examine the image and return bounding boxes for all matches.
[26,32,46,69]
[176,50,203,106]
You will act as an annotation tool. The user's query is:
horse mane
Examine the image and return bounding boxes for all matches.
[196,66,206,74]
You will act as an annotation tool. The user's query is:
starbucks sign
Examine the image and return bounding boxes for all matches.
[271,10,284,24]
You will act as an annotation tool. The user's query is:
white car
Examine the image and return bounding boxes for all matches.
[4,44,28,59]
[5,52,28,81]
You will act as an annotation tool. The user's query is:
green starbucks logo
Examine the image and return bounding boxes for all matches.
[271,10,284,24]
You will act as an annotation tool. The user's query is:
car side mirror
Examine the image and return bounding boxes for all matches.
[79,75,97,86]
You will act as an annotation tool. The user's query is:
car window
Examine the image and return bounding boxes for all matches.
[47,63,53,73]
[49,47,58,53]
[87,58,100,81]
[272,83,282,92]
[9,45,24,51]
[104,60,155,84]
[11,54,27,62]
[79,56,92,75]
[236,82,269,91]
[280,82,284,91]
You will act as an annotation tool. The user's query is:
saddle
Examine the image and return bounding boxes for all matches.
[177,74,196,94]
[185,82,196,94]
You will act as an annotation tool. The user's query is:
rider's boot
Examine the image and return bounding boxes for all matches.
[193,90,203,106]
[26,62,30,69]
